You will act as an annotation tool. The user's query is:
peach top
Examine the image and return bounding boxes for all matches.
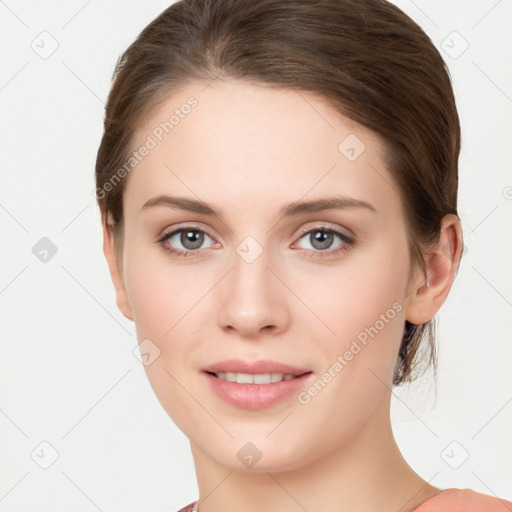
[412,488,512,511]
[178,488,512,512]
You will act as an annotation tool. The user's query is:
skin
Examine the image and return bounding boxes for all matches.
[103,78,463,512]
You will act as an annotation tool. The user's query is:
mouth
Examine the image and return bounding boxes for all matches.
[201,362,314,410]
[205,370,311,384]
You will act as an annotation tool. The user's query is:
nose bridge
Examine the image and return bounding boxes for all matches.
[231,234,274,307]
[217,234,287,335]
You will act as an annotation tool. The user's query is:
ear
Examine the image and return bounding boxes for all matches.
[102,214,134,322]
[405,214,463,324]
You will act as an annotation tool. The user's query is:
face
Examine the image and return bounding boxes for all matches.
[108,78,424,472]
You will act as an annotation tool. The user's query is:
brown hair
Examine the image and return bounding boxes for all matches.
[95,0,461,385]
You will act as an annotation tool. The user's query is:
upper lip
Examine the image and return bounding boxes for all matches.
[202,359,312,375]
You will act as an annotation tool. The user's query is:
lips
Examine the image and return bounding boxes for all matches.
[201,358,311,376]
[201,358,314,409]
[203,371,313,410]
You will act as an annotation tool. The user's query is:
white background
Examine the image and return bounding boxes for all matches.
[0,1,511,511]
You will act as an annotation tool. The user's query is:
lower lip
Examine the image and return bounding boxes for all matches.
[202,372,313,410]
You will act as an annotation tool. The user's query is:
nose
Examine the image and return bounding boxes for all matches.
[216,244,291,339]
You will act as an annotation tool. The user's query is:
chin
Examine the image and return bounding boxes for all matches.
[199,435,313,474]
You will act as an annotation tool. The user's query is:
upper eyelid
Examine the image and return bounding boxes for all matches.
[159,222,213,239]
[295,223,353,239]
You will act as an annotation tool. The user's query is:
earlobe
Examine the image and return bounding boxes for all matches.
[405,214,463,325]
[102,216,134,322]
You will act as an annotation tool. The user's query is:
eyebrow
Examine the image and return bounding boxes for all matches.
[141,194,378,219]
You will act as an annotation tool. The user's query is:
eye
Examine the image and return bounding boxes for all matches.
[294,226,355,259]
[157,225,355,259]
[157,226,216,257]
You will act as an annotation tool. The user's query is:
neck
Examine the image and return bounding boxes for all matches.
[190,394,440,512]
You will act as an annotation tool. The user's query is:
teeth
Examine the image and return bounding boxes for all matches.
[214,372,298,384]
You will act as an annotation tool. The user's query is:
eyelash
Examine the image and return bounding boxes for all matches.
[156,225,356,259]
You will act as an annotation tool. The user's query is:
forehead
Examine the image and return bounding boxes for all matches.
[125,78,400,222]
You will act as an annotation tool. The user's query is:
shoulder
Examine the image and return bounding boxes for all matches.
[176,502,196,512]
[415,488,512,512]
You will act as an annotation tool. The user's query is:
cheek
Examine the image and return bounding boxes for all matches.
[123,256,208,432]
[297,240,409,388]
[123,237,204,339]
[285,257,407,454]
[303,244,408,342]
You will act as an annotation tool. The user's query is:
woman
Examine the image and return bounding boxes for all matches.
[95,0,511,510]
